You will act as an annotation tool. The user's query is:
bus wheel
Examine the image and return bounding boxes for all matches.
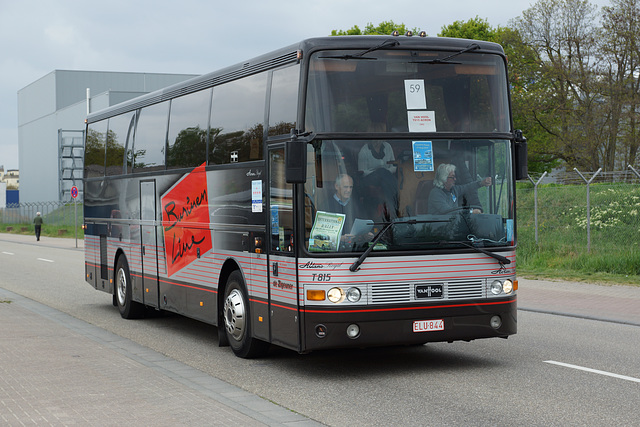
[115,256,144,319]
[223,271,269,358]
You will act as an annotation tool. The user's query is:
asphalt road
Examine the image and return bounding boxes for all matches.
[1,236,639,426]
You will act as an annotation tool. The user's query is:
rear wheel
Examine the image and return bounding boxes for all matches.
[223,271,269,358]
[115,256,144,319]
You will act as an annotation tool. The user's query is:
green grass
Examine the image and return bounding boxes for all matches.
[1,223,84,239]
[516,182,640,286]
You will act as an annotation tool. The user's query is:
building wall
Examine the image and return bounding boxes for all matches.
[18,70,197,203]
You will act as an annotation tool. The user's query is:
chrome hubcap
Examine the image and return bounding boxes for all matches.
[224,289,246,341]
[117,268,127,306]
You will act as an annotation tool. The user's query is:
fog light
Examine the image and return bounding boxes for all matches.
[327,287,345,303]
[490,280,503,295]
[346,324,360,339]
[503,280,514,294]
[346,287,361,303]
[490,315,502,329]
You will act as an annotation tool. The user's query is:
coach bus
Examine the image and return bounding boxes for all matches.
[83,34,527,358]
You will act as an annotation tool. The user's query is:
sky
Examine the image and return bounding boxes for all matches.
[0,0,591,171]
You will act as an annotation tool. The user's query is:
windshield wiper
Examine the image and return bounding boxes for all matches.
[349,218,446,272]
[320,39,400,61]
[441,240,511,265]
[410,43,481,64]
[349,221,394,272]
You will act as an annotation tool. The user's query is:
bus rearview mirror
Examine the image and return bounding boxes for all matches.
[286,131,314,184]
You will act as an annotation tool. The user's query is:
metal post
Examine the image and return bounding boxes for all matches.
[74,199,78,248]
[573,168,602,253]
[528,172,547,244]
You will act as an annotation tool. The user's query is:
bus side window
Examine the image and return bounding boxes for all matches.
[85,120,108,178]
[270,148,293,253]
[210,72,268,165]
[269,65,300,137]
[134,101,170,173]
[106,111,136,176]
[166,89,212,170]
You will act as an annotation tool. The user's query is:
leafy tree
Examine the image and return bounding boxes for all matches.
[599,0,640,169]
[515,0,604,171]
[438,16,497,41]
[331,21,419,36]
[498,26,561,173]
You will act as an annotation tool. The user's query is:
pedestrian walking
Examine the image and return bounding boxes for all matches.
[34,212,43,241]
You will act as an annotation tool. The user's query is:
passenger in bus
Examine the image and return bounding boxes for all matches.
[427,163,492,215]
[326,174,373,247]
[357,124,399,219]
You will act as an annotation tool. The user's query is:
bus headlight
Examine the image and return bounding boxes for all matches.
[346,287,361,303]
[503,280,514,294]
[327,287,345,303]
[490,280,503,295]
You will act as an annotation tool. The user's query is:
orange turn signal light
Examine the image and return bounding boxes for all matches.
[307,290,326,301]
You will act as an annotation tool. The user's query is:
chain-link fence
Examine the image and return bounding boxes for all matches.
[518,167,640,256]
[0,201,82,229]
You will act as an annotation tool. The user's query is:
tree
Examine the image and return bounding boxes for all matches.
[600,0,640,169]
[438,16,497,41]
[331,21,419,36]
[516,0,604,170]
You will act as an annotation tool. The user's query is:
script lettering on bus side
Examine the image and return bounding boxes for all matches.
[171,233,207,265]
[164,189,208,231]
[161,163,213,276]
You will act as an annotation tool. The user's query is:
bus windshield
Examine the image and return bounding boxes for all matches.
[303,47,513,254]
[305,49,510,133]
[304,139,514,253]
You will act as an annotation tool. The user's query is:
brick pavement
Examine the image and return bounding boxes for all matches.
[0,288,320,427]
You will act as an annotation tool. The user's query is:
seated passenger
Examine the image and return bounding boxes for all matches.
[427,164,492,215]
[326,174,373,247]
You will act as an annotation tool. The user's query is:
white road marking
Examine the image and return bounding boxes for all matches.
[2,251,14,255]
[37,258,54,263]
[544,360,640,383]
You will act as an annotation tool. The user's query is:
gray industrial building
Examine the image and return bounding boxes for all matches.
[17,70,197,203]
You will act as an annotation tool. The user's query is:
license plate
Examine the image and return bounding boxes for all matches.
[415,284,443,299]
[413,319,445,333]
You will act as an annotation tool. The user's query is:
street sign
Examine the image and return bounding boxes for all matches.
[71,186,78,199]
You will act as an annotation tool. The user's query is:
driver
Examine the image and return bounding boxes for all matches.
[427,164,492,215]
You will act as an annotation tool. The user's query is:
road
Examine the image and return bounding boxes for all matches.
[1,235,639,426]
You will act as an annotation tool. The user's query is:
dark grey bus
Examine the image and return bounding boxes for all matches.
[84,35,527,358]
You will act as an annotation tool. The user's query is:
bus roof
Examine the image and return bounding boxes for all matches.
[86,36,505,124]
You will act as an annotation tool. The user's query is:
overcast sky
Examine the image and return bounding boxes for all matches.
[0,0,600,170]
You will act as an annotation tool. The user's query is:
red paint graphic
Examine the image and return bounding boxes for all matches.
[161,163,212,276]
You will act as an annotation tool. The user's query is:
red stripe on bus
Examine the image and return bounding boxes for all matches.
[300,298,516,314]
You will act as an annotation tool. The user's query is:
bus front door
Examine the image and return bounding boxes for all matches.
[140,180,160,309]
[268,145,300,351]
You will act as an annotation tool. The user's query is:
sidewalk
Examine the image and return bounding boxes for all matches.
[0,287,320,426]
[518,278,640,326]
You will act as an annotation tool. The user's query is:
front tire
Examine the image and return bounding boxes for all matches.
[223,271,269,358]
[115,256,144,319]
